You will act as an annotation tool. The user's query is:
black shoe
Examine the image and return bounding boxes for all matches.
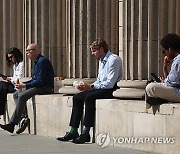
[0,123,15,133]
[72,134,90,144]
[146,95,168,105]
[57,132,79,141]
[16,118,30,134]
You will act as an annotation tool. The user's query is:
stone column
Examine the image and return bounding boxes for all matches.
[2,0,10,73]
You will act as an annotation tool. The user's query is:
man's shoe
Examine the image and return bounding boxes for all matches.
[72,134,90,144]
[0,123,14,133]
[57,132,79,141]
[16,118,30,134]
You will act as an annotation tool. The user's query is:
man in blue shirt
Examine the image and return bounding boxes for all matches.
[146,34,180,106]
[57,38,122,144]
[0,43,54,134]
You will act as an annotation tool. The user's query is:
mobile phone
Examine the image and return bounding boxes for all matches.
[151,73,161,83]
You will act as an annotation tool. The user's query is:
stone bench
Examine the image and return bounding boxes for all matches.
[1,94,73,137]
[1,79,180,153]
[95,99,180,154]
[1,93,95,141]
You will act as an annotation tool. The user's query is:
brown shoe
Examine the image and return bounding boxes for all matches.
[16,118,30,134]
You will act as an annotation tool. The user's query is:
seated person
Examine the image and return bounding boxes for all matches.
[0,43,54,134]
[57,38,123,144]
[146,33,180,105]
[0,47,24,116]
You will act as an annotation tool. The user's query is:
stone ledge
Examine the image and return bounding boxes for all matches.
[2,93,180,153]
[96,99,180,154]
[62,78,96,86]
[58,86,80,94]
[117,80,147,89]
[1,94,74,137]
[113,88,145,99]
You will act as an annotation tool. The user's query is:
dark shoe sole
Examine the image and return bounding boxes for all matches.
[16,118,30,134]
[57,132,79,141]
[0,124,14,133]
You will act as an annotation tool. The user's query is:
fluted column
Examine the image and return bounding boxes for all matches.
[115,0,180,98]
[0,0,3,73]
[2,0,10,74]
[121,0,180,81]
[176,0,180,34]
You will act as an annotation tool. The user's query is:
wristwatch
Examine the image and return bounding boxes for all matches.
[91,84,94,89]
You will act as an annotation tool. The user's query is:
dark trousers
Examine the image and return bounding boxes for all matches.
[0,81,16,115]
[69,85,118,128]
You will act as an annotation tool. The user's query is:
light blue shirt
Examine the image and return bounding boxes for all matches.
[164,54,180,93]
[93,51,123,89]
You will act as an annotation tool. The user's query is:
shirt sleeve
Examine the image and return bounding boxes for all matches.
[164,61,180,88]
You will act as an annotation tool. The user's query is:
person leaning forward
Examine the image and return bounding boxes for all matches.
[57,38,123,144]
[0,43,54,134]
[146,33,180,108]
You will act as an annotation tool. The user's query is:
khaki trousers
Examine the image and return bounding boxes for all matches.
[146,82,180,102]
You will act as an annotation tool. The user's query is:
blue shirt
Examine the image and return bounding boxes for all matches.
[164,54,180,93]
[93,51,123,89]
[25,54,54,89]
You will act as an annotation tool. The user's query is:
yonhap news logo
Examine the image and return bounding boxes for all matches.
[96,133,175,148]
[96,133,111,148]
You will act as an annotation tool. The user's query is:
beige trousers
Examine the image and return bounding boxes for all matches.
[146,82,180,102]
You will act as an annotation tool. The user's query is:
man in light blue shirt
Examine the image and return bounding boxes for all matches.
[57,38,122,144]
[146,34,180,106]
[93,50,122,89]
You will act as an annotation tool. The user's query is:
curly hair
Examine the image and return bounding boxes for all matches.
[6,47,23,66]
[90,38,108,53]
[160,33,180,52]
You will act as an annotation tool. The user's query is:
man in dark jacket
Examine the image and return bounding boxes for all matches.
[0,43,54,134]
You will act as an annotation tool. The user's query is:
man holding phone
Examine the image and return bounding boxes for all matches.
[146,34,180,105]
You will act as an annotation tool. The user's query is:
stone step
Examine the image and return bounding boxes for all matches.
[59,86,80,94]
[113,88,145,99]
[62,78,96,86]
[117,80,147,89]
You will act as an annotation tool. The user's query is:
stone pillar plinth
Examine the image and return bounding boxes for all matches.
[113,80,147,99]
[59,78,96,95]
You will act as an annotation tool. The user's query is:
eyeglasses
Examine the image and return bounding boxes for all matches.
[8,55,14,59]
[26,49,35,52]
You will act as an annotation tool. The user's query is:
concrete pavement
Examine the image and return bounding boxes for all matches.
[0,130,157,154]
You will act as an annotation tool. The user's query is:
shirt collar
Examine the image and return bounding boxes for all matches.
[101,51,111,63]
[173,54,180,62]
[34,54,42,64]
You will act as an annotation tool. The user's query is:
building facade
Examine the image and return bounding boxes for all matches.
[0,0,180,80]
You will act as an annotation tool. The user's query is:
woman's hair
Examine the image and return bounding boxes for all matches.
[6,47,23,66]
[90,38,108,53]
[160,33,180,52]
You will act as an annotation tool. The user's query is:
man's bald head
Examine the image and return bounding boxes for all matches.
[26,43,40,60]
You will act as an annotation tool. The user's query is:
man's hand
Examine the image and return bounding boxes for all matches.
[77,81,91,91]
[163,56,171,78]
[15,82,26,89]
[158,76,164,82]
[163,56,170,67]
